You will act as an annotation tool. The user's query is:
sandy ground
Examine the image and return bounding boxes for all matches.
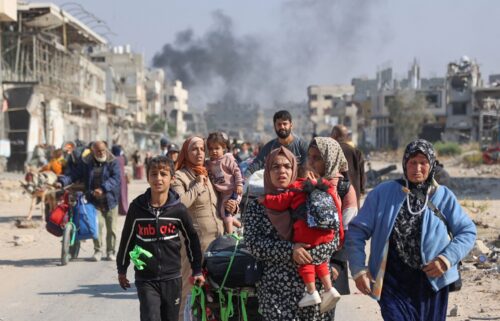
[369,154,500,321]
[0,156,499,321]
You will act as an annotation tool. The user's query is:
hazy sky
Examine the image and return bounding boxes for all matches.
[44,0,500,106]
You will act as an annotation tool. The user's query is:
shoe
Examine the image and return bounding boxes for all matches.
[104,253,116,261]
[298,290,321,307]
[319,287,341,313]
[91,251,102,262]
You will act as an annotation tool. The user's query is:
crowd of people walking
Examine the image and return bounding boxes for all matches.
[28,109,476,321]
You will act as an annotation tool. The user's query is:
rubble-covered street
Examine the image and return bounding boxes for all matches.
[0,156,498,321]
[368,153,500,320]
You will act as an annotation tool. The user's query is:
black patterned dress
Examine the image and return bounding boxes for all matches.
[243,200,336,321]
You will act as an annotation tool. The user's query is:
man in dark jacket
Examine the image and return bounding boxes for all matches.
[116,156,204,321]
[331,125,366,208]
[244,110,309,177]
[58,140,121,261]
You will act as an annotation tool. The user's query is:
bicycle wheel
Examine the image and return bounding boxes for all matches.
[61,223,74,265]
[69,240,80,259]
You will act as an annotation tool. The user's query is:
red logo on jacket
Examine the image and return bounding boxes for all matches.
[138,223,176,236]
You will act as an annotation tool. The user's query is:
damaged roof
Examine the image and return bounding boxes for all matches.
[17,3,107,45]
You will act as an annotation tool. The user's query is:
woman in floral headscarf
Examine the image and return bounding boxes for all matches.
[346,139,476,321]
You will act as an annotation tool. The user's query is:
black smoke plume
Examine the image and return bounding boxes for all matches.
[152,1,381,108]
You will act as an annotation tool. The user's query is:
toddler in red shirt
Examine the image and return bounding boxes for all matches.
[260,177,342,313]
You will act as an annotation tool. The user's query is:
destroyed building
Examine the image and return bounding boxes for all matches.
[444,56,500,145]
[204,97,265,142]
[0,2,174,170]
[1,3,109,170]
[165,80,189,139]
[307,84,355,138]
[329,60,447,149]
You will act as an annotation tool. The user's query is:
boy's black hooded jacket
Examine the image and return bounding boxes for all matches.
[116,188,202,281]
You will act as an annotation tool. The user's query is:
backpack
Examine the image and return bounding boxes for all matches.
[302,179,340,229]
[73,192,99,240]
[204,234,263,289]
[301,179,344,246]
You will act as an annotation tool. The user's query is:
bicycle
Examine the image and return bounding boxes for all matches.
[60,191,81,265]
[46,186,98,266]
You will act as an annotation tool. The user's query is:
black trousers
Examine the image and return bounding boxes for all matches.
[331,248,350,295]
[136,278,182,321]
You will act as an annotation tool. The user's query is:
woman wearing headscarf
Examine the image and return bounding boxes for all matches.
[244,146,336,320]
[346,139,476,321]
[171,136,226,321]
[306,137,358,319]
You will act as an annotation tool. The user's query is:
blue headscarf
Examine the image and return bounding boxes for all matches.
[111,145,123,157]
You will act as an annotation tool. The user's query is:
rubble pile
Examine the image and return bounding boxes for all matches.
[462,239,500,280]
[0,178,26,202]
[458,164,500,177]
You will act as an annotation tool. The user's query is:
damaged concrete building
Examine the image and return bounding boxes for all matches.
[326,60,448,149]
[165,80,189,139]
[444,57,500,145]
[205,98,265,142]
[342,57,499,149]
[1,3,109,170]
[307,84,355,138]
[0,2,172,170]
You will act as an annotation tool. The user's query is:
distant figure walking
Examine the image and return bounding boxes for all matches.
[331,125,366,208]
[112,145,129,216]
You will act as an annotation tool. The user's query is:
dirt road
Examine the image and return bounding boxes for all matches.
[1,158,498,320]
[0,176,383,321]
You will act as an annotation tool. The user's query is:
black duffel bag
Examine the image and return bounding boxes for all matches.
[204,234,263,289]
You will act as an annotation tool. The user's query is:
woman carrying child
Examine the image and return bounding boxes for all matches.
[259,164,343,313]
[243,146,337,320]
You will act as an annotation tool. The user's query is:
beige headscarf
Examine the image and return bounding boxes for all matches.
[312,137,348,179]
[263,146,298,241]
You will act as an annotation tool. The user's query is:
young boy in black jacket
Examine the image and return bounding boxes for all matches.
[117,156,204,321]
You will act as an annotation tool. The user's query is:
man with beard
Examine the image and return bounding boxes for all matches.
[57,141,121,262]
[244,110,309,176]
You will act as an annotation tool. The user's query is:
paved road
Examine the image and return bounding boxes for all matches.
[0,178,382,321]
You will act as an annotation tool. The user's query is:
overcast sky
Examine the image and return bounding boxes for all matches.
[44,0,500,106]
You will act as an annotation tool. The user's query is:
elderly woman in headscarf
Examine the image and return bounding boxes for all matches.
[306,137,358,313]
[346,139,476,321]
[171,136,231,320]
[244,146,336,321]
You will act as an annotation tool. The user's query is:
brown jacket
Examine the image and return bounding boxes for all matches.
[339,142,366,208]
[172,168,223,320]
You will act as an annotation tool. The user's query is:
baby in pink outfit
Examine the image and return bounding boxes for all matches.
[205,132,243,234]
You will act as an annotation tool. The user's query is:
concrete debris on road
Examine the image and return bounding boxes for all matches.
[13,234,35,246]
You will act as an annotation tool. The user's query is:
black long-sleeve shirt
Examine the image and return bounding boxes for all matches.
[116,189,202,281]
